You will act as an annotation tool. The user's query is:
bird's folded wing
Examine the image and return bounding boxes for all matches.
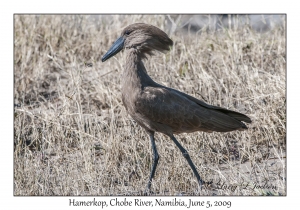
[136,86,249,133]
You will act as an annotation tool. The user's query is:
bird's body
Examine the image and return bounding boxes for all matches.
[121,49,249,136]
[102,23,251,192]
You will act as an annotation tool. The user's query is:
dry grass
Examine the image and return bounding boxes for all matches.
[14,15,286,196]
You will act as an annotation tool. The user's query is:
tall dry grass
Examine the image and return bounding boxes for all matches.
[14,15,286,195]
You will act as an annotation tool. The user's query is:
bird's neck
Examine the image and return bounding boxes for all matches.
[122,49,155,91]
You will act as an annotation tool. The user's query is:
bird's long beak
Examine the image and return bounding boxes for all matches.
[101,36,125,62]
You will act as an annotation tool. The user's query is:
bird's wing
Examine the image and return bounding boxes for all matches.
[136,86,248,133]
[165,86,252,123]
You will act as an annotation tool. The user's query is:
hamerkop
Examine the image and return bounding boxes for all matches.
[102,23,251,191]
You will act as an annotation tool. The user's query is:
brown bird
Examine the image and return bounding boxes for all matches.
[102,23,251,191]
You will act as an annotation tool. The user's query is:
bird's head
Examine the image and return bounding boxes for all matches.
[102,23,173,62]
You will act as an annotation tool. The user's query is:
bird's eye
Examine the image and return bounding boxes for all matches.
[125,30,131,35]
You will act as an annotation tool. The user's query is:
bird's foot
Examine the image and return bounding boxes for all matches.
[202,180,213,185]
[143,188,155,196]
[198,180,213,191]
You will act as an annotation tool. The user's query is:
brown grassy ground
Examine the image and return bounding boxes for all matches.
[14,15,286,196]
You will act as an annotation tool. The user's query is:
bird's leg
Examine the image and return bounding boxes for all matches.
[170,135,203,189]
[146,132,160,191]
